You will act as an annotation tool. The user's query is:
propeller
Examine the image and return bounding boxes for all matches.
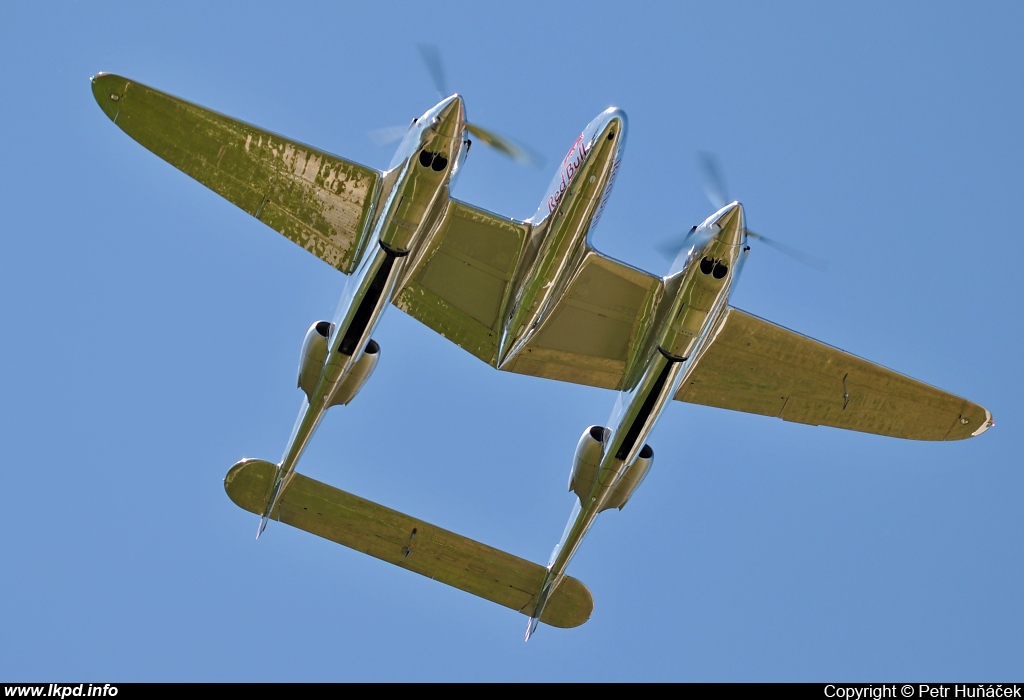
[418,44,450,99]
[743,228,828,271]
[368,125,412,147]
[658,153,827,271]
[421,44,543,166]
[368,46,542,167]
[698,151,729,211]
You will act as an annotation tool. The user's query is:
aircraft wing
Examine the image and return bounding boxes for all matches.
[224,459,593,628]
[393,199,531,365]
[675,307,992,440]
[91,74,380,273]
[499,249,663,390]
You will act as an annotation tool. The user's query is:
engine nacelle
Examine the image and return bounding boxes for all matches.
[330,339,380,406]
[569,425,609,503]
[602,444,654,512]
[297,321,332,401]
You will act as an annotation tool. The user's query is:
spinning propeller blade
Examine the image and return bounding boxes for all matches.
[465,123,541,166]
[744,229,828,271]
[698,151,729,211]
[368,125,411,147]
[418,44,449,99]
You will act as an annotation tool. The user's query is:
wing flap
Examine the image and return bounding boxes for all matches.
[224,459,593,629]
[676,307,992,440]
[92,73,380,273]
[394,199,530,365]
[502,250,662,390]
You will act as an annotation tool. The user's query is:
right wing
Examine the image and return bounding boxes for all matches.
[675,307,992,441]
[224,459,593,629]
[91,73,380,273]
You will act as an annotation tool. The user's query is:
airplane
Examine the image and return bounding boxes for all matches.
[89,71,993,640]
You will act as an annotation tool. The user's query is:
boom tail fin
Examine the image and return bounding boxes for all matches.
[256,475,281,539]
[232,459,286,539]
[524,570,559,641]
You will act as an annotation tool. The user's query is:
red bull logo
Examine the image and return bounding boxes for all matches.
[547,134,590,213]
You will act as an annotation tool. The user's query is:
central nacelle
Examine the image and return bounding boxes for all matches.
[499,109,627,365]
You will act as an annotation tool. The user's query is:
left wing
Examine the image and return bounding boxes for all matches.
[393,199,531,365]
[675,307,992,440]
[91,74,380,273]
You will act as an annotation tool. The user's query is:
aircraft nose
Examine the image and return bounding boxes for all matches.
[585,107,628,150]
[714,202,745,246]
[434,94,465,138]
[603,108,627,139]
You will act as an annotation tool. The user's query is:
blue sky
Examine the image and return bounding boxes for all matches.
[2,1,1021,681]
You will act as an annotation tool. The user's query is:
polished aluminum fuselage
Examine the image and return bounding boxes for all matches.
[499,108,627,364]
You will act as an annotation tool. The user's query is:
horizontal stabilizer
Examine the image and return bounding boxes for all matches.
[224,459,593,629]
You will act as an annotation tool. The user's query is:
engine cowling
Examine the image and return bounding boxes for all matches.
[297,321,332,401]
[569,425,609,503]
[330,340,380,406]
[602,444,654,511]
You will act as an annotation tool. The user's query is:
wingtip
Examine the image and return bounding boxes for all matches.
[90,73,128,121]
[970,408,994,437]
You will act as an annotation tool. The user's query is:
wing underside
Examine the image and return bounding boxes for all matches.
[501,250,663,390]
[676,307,992,440]
[393,199,531,365]
[91,73,380,273]
[397,226,664,389]
[224,460,593,628]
